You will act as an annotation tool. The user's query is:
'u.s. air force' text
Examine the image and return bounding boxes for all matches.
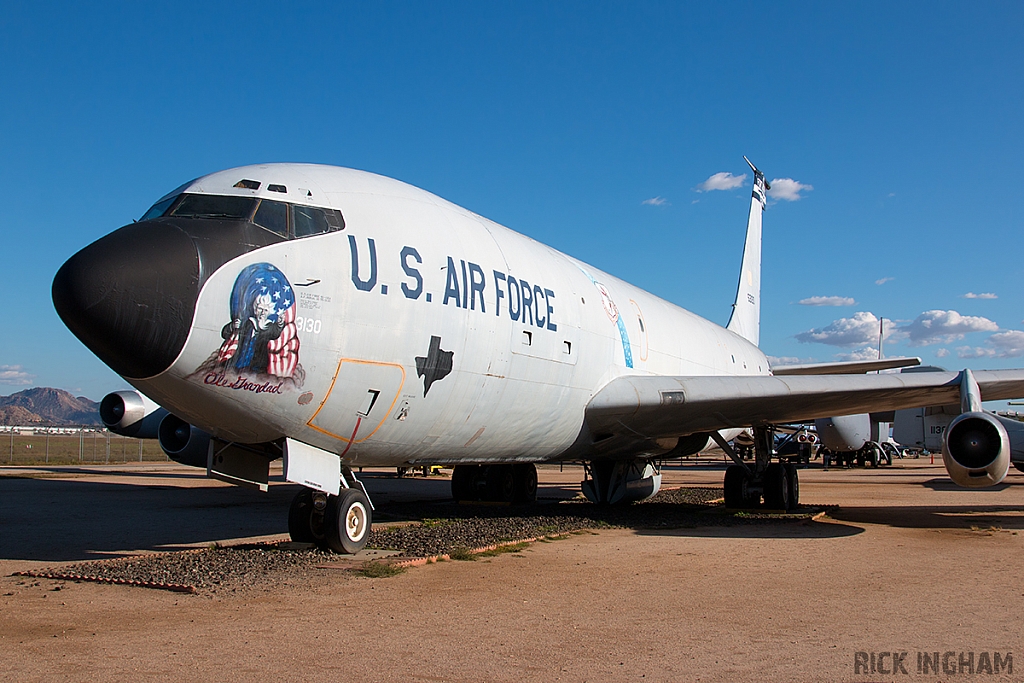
[348,236,558,332]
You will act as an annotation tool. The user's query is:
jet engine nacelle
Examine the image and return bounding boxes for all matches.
[941,411,1021,488]
[99,390,168,439]
[814,414,870,452]
[158,413,211,468]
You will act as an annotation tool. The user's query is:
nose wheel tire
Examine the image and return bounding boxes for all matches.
[325,488,372,554]
[288,488,325,544]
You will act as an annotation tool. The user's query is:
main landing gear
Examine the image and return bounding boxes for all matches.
[288,468,373,554]
[716,427,800,511]
[451,464,538,504]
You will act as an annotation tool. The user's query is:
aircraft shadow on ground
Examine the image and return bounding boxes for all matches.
[3,468,209,481]
[3,473,871,564]
[632,518,863,540]
[921,477,1014,492]
[826,503,1024,530]
[0,477,299,562]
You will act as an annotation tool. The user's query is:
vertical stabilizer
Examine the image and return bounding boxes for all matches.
[726,157,768,347]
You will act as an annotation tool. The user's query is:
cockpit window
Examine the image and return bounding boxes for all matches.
[168,194,257,220]
[253,199,289,238]
[140,191,345,240]
[292,204,331,238]
[140,195,178,221]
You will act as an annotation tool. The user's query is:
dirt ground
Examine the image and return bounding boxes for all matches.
[2,460,1022,682]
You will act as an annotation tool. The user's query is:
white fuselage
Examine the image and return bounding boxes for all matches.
[131,164,768,466]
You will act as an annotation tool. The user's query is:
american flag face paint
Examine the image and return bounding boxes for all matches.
[194,262,304,391]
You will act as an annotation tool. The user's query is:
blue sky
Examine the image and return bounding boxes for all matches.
[2,1,1022,406]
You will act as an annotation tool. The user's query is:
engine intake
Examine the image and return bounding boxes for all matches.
[942,412,1012,488]
[99,390,167,439]
[158,413,211,468]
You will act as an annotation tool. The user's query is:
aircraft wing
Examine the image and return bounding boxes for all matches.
[771,357,921,375]
[585,369,1024,439]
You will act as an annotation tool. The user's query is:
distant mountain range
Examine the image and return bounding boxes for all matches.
[0,387,101,425]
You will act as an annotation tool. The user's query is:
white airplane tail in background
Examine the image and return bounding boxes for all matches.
[726,156,768,347]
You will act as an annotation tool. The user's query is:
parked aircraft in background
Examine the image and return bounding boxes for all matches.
[53,159,1024,553]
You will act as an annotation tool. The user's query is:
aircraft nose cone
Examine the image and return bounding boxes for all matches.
[52,222,200,379]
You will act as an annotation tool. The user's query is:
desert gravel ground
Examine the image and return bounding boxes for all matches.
[2,459,1022,682]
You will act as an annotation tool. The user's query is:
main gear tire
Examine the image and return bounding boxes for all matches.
[325,488,372,554]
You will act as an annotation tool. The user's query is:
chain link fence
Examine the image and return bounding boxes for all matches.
[1,427,169,465]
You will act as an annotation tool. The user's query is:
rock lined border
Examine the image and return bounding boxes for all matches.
[12,569,196,593]
[391,532,587,568]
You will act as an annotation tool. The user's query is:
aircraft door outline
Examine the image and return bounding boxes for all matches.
[307,358,406,444]
[629,299,649,362]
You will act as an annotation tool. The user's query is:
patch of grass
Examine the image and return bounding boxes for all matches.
[477,542,529,557]
[448,547,477,561]
[357,561,407,578]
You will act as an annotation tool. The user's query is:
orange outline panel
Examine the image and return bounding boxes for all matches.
[306,358,406,443]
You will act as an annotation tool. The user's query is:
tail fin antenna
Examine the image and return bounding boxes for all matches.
[726,157,768,347]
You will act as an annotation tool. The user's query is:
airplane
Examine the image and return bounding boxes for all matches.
[52,159,1024,554]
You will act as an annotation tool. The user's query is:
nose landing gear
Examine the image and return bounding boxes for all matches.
[288,468,373,553]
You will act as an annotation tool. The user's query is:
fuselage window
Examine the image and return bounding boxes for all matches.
[292,204,331,238]
[253,199,289,238]
[169,194,256,220]
[140,195,179,221]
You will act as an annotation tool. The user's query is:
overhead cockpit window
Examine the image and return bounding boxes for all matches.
[268,184,287,193]
[140,195,179,221]
[253,199,289,238]
[169,194,256,220]
[233,179,261,190]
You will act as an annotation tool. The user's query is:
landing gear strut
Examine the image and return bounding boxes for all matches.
[451,464,538,504]
[717,427,799,511]
[288,468,374,553]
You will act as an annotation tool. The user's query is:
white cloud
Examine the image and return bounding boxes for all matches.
[696,172,747,192]
[767,355,816,366]
[898,310,999,347]
[935,348,950,358]
[642,196,669,206]
[835,347,881,361]
[767,178,813,201]
[875,277,894,285]
[0,365,35,386]
[795,311,889,347]
[798,296,855,307]
[962,292,998,299]
[956,330,1024,359]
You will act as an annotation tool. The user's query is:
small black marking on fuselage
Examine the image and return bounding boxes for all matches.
[295,279,321,287]
[415,335,454,397]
